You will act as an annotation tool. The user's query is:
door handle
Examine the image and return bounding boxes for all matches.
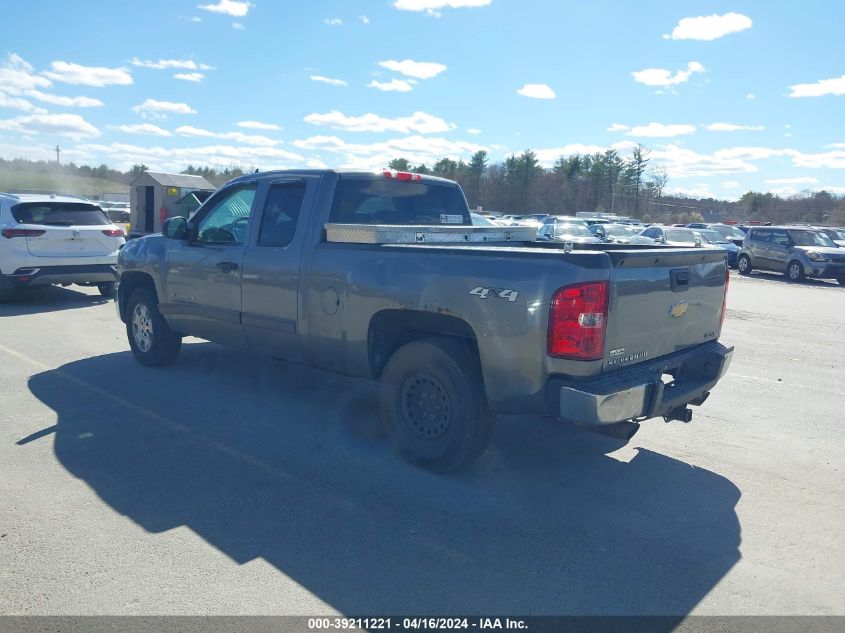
[216,260,239,272]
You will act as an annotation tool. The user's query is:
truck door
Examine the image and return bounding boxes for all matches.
[163,182,257,348]
[241,178,313,361]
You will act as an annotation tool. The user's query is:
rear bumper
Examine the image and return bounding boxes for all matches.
[3,264,118,287]
[552,341,733,426]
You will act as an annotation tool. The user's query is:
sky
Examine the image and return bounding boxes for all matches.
[0,0,843,200]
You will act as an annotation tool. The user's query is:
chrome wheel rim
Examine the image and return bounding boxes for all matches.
[789,264,800,280]
[400,372,452,441]
[132,303,153,353]
[738,257,748,273]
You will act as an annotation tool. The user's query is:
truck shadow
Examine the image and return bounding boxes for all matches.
[0,285,109,316]
[26,343,741,617]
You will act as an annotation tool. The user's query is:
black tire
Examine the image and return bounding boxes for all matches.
[379,337,495,472]
[0,275,15,303]
[126,287,182,367]
[786,260,804,282]
[97,282,116,297]
[737,254,752,276]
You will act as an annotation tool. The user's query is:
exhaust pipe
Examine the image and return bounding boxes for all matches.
[582,421,640,441]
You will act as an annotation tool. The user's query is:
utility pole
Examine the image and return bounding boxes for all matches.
[55,145,61,164]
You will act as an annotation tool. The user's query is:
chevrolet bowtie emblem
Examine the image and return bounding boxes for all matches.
[668,300,689,318]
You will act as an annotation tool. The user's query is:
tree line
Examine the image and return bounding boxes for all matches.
[1,154,842,225]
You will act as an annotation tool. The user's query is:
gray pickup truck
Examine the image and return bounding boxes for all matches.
[116,169,733,471]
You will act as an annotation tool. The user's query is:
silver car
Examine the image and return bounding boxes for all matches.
[737,226,845,284]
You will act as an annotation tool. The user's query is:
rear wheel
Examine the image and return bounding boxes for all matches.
[737,255,752,275]
[97,282,116,297]
[787,260,804,282]
[126,287,182,366]
[379,337,495,472]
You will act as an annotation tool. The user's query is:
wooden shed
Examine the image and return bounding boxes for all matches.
[129,171,215,237]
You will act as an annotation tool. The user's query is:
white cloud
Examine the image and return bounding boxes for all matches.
[359,15,370,24]
[197,0,251,17]
[721,181,742,189]
[378,59,447,79]
[174,72,205,82]
[788,75,845,98]
[307,158,329,169]
[786,149,845,169]
[765,177,818,185]
[132,99,197,119]
[665,12,752,41]
[130,58,213,71]
[0,113,100,139]
[25,90,103,107]
[393,0,492,14]
[625,123,696,138]
[232,22,245,30]
[666,186,718,199]
[291,134,486,170]
[324,18,342,25]
[237,120,281,131]
[0,53,52,95]
[517,83,556,99]
[632,61,704,87]
[43,61,132,87]
[368,79,414,92]
[310,75,348,86]
[190,16,202,22]
[606,123,629,132]
[650,144,788,178]
[466,128,482,135]
[0,93,47,114]
[304,110,453,134]
[113,123,172,137]
[74,141,304,172]
[706,122,765,132]
[746,93,756,100]
[175,125,281,147]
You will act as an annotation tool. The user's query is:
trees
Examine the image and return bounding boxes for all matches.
[388,157,411,171]
[626,145,650,218]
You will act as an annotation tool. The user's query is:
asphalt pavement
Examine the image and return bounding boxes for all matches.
[0,271,843,616]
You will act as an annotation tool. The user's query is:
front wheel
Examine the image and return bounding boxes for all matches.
[126,287,182,366]
[787,260,804,282]
[97,282,116,297]
[379,337,495,472]
[737,255,752,275]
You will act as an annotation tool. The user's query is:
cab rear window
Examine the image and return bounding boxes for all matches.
[12,202,110,226]
[329,178,471,226]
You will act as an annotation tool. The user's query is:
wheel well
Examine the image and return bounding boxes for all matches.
[368,309,480,379]
[118,271,157,322]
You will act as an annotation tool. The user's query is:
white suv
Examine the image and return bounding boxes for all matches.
[0,193,126,302]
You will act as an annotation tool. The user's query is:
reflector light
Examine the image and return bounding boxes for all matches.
[1,227,46,239]
[548,281,609,360]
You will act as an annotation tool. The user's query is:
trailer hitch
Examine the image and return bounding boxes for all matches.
[664,406,693,423]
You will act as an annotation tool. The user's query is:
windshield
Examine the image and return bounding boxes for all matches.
[330,179,471,226]
[11,202,110,226]
[553,224,593,238]
[789,230,837,248]
[696,229,729,244]
[665,229,700,244]
[602,225,633,237]
[712,225,746,239]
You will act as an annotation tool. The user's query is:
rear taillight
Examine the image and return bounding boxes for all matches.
[383,169,422,182]
[548,281,609,360]
[720,265,730,326]
[1,227,46,239]
[102,228,126,237]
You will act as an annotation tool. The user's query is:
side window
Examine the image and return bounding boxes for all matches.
[257,182,306,247]
[642,228,657,238]
[771,229,789,246]
[752,229,770,243]
[196,184,257,244]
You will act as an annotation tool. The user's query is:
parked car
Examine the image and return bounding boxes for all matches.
[694,229,740,268]
[470,212,498,226]
[115,169,732,471]
[813,227,845,247]
[537,223,603,243]
[639,226,705,247]
[0,193,126,301]
[591,223,657,245]
[737,226,845,283]
[542,215,589,227]
[687,223,746,247]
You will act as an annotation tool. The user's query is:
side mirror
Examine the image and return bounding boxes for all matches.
[162,216,188,240]
[655,236,665,243]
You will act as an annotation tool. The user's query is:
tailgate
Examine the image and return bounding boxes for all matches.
[26,225,117,258]
[603,247,727,369]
